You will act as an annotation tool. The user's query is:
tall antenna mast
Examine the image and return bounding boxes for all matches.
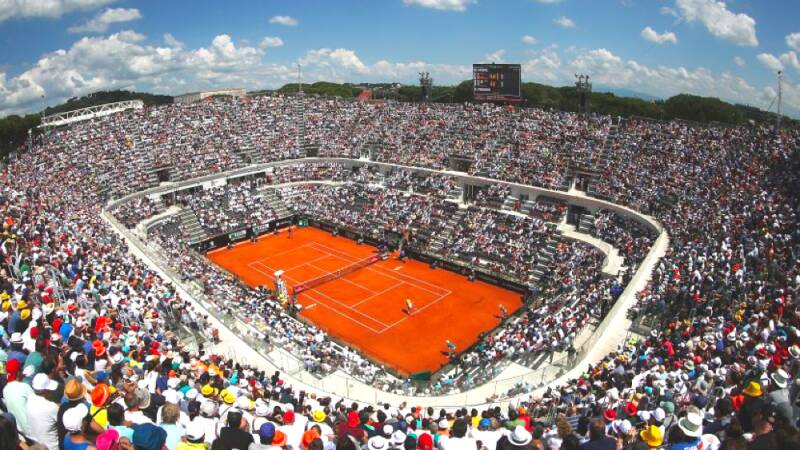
[297,63,303,94]
[776,70,783,129]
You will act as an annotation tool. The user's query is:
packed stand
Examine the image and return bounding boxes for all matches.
[1,94,798,450]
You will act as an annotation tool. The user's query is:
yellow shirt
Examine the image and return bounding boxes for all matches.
[90,405,109,429]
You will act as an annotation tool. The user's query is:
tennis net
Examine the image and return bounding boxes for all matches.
[293,255,380,294]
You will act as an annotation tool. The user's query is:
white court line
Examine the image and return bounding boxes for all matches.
[250,253,332,274]
[207,230,288,255]
[309,242,452,296]
[237,246,391,334]
[306,262,380,295]
[248,260,295,283]
[380,290,452,332]
[256,260,391,329]
[250,242,316,264]
[305,246,451,327]
[247,242,455,335]
[301,291,387,334]
[350,281,405,308]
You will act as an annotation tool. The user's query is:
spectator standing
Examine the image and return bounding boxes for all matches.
[26,372,60,450]
[3,359,32,436]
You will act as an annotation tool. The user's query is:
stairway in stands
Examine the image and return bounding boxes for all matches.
[444,185,464,204]
[295,96,306,157]
[262,188,293,220]
[177,208,209,244]
[234,124,263,164]
[427,208,466,253]
[529,235,560,283]
[577,210,595,234]
[143,150,177,186]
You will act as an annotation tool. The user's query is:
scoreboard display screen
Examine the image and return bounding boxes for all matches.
[473,64,522,102]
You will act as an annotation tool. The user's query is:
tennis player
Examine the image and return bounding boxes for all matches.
[405,297,416,315]
[499,304,508,319]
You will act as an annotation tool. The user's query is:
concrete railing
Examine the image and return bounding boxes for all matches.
[103,157,668,408]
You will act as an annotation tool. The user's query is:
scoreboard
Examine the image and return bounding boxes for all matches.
[473,64,522,102]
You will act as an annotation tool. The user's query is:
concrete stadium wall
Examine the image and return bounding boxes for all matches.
[103,157,667,408]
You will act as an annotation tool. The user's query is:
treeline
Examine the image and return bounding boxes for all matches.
[0,90,173,159]
[0,114,41,159]
[275,82,361,98]
[278,80,798,128]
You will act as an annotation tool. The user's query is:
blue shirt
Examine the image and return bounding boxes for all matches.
[161,423,186,450]
[666,439,701,450]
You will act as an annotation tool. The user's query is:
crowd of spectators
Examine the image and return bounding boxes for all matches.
[0,94,798,450]
[176,180,277,236]
[33,95,614,201]
[590,211,656,270]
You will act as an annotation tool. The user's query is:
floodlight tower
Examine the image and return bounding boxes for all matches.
[574,74,592,115]
[419,72,433,103]
[776,70,783,129]
[297,63,303,94]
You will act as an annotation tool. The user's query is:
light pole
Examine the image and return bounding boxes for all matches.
[776,70,783,130]
[296,64,303,94]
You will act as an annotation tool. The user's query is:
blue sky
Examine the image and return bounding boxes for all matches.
[1,0,799,116]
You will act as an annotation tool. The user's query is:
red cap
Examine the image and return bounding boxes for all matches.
[418,433,433,450]
[6,359,21,381]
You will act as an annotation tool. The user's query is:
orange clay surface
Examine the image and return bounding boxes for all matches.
[207,227,522,375]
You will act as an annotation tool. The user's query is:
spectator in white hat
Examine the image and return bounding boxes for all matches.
[26,372,60,450]
[496,425,531,450]
[63,403,95,450]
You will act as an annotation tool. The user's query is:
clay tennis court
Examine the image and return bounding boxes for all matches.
[207,227,523,375]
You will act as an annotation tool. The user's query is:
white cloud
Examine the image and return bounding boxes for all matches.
[756,51,800,75]
[483,49,506,63]
[779,52,800,73]
[299,48,369,75]
[0,36,474,115]
[402,0,475,11]
[189,35,263,76]
[163,33,184,49]
[269,15,298,26]
[259,37,284,49]
[515,46,800,115]
[734,56,745,67]
[565,48,764,108]
[522,47,562,82]
[553,16,575,28]
[757,53,783,72]
[3,34,799,118]
[0,31,286,115]
[0,0,116,22]
[521,35,538,45]
[640,27,678,45]
[660,6,678,17]
[68,7,141,33]
[787,33,800,52]
[674,0,757,47]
